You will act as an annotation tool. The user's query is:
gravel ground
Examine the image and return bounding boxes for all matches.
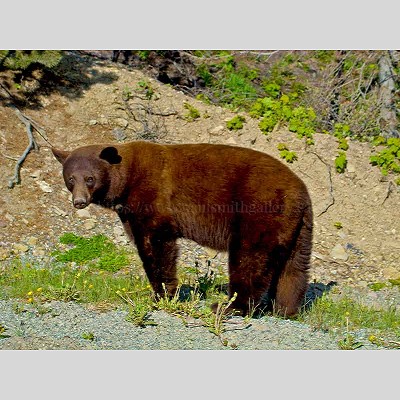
[1,294,394,350]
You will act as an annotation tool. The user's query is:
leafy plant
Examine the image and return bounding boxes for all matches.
[277,143,298,163]
[262,82,281,98]
[137,80,155,100]
[333,222,343,229]
[368,282,387,291]
[226,115,246,130]
[333,123,352,138]
[338,138,349,151]
[335,151,347,173]
[370,138,400,176]
[183,102,201,121]
[250,95,316,139]
[0,324,10,339]
[116,289,157,327]
[81,332,95,341]
[287,106,316,138]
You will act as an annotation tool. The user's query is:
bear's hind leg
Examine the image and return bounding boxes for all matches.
[274,220,312,317]
[224,245,274,316]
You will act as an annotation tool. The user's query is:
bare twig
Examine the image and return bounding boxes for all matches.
[308,151,335,217]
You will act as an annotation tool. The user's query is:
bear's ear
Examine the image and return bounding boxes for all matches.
[52,148,70,164]
[99,146,122,165]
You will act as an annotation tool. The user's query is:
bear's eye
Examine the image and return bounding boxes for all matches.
[68,177,74,184]
[86,177,94,184]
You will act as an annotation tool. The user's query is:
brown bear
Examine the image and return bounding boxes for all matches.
[52,141,313,317]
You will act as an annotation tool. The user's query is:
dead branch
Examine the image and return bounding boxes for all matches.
[8,109,38,188]
[119,92,171,141]
[308,151,335,217]
[0,83,48,188]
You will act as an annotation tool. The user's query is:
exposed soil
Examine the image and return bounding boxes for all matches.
[1,51,399,293]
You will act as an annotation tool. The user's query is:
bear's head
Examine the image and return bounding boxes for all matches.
[52,146,122,209]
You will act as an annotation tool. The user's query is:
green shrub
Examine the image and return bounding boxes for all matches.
[226,115,246,130]
[338,138,349,151]
[0,50,62,71]
[335,151,347,173]
[370,138,400,176]
[262,82,281,98]
[287,106,316,139]
[277,143,297,163]
[333,123,352,138]
[183,102,201,121]
[250,95,316,138]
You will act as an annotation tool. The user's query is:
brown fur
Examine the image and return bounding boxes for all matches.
[52,141,313,317]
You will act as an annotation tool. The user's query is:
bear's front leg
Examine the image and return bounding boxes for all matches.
[134,233,179,298]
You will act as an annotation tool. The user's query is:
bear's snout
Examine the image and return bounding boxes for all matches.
[73,197,89,209]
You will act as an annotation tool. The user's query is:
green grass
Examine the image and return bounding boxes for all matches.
[51,232,132,272]
[0,257,150,306]
[298,293,400,347]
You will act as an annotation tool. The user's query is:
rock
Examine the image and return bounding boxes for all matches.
[205,247,219,259]
[13,243,29,253]
[382,267,399,279]
[0,249,9,260]
[209,125,224,135]
[311,252,328,261]
[37,180,53,193]
[30,169,41,179]
[83,219,96,230]
[115,118,129,128]
[113,226,125,237]
[226,137,237,145]
[52,206,67,217]
[5,213,14,222]
[112,128,127,142]
[76,209,91,218]
[89,119,98,125]
[347,164,356,173]
[0,219,7,228]
[330,244,349,261]
[27,236,38,246]
[33,248,46,257]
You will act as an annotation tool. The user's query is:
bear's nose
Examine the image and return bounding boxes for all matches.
[73,198,89,209]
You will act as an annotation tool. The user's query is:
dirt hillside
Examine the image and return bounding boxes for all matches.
[0,52,399,290]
